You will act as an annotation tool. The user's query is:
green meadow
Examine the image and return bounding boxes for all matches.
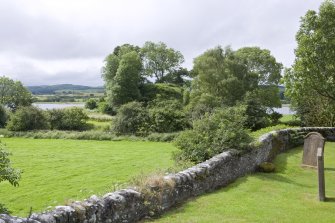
[0,138,176,217]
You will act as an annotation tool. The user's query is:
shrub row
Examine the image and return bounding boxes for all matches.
[6,106,89,131]
[0,129,179,142]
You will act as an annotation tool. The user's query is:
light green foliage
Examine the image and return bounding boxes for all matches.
[7,106,48,131]
[112,102,150,136]
[190,46,282,118]
[148,99,189,133]
[153,144,335,222]
[98,102,116,115]
[0,138,176,216]
[174,106,252,163]
[235,47,282,87]
[0,141,21,214]
[0,141,21,187]
[47,107,89,131]
[85,98,98,110]
[284,0,335,126]
[191,46,247,106]
[141,41,184,82]
[0,76,32,111]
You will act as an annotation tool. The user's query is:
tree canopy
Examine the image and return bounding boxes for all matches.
[141,41,184,82]
[0,76,32,111]
[102,44,143,107]
[284,0,335,126]
[190,46,282,108]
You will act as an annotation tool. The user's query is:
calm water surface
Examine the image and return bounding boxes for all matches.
[33,103,295,114]
[33,103,85,110]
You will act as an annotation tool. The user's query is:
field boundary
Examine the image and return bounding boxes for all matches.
[1,127,335,223]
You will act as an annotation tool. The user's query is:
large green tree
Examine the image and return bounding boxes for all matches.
[102,44,143,107]
[0,76,32,111]
[141,41,184,82]
[284,0,335,126]
[190,46,282,108]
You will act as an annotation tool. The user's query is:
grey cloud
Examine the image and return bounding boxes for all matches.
[0,0,325,85]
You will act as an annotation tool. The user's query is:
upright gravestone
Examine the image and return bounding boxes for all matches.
[302,132,325,168]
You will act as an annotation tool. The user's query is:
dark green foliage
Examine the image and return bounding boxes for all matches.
[158,68,191,86]
[0,203,11,214]
[269,112,283,125]
[148,100,189,133]
[108,52,142,106]
[85,99,98,110]
[0,105,8,128]
[174,106,252,163]
[102,45,143,108]
[139,83,183,104]
[112,102,150,136]
[187,93,222,120]
[243,97,270,131]
[98,102,116,115]
[47,107,89,131]
[0,76,32,111]
[7,106,48,131]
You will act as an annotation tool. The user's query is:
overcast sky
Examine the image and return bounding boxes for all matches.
[0,0,324,86]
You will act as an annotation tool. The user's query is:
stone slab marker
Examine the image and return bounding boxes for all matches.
[317,147,326,201]
[302,132,325,168]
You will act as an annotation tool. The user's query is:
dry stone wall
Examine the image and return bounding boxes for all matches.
[2,127,335,223]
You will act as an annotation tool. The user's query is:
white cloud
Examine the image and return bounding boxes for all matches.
[0,0,324,86]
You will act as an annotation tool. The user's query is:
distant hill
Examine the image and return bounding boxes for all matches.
[27,84,104,95]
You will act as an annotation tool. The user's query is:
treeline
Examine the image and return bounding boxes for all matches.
[98,42,284,162]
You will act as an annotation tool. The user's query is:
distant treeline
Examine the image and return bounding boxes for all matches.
[27,84,104,95]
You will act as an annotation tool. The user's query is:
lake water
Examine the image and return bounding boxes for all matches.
[33,103,85,110]
[273,105,295,115]
[33,103,295,114]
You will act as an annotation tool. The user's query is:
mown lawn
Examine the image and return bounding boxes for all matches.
[0,138,177,217]
[151,143,335,223]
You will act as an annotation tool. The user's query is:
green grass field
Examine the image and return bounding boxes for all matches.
[0,138,177,217]
[151,143,335,223]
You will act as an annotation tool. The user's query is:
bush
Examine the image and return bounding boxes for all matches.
[0,105,8,128]
[146,132,180,142]
[85,99,98,110]
[140,83,183,104]
[7,106,48,131]
[113,102,150,136]
[46,107,89,131]
[243,99,270,131]
[268,111,283,125]
[149,100,189,133]
[98,102,116,115]
[174,106,252,163]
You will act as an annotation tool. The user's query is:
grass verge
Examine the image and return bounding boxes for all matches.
[149,143,335,223]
